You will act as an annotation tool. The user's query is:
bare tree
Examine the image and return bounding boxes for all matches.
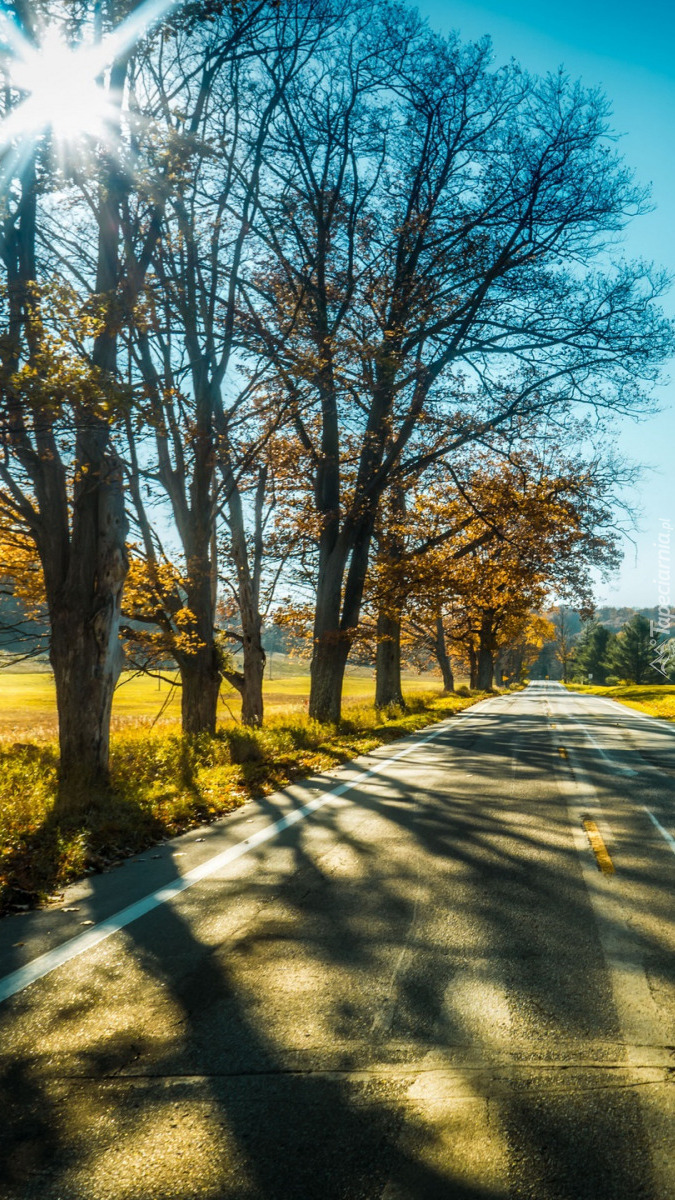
[245,6,671,720]
[0,0,165,798]
[121,0,332,729]
[553,607,576,683]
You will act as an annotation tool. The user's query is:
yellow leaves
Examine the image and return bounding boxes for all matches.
[125,555,183,613]
[524,615,557,651]
[123,555,209,662]
[174,607,197,629]
[0,526,45,614]
[7,278,132,422]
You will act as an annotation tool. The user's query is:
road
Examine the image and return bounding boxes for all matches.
[1,681,675,1199]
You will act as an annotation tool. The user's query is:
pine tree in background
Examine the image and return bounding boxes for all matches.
[606,614,657,684]
[573,622,614,684]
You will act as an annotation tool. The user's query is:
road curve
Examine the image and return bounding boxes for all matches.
[1,681,674,1199]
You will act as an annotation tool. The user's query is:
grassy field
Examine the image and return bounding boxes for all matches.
[566,682,675,722]
[0,663,443,740]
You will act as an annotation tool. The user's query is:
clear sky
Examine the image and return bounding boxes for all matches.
[416,0,675,609]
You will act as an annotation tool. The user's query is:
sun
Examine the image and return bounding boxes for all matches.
[9,29,111,143]
[0,0,181,158]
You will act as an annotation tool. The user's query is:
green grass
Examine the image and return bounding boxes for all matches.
[566,682,675,722]
[0,688,486,913]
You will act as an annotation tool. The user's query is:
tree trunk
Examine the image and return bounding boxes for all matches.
[179,517,220,734]
[477,645,494,690]
[51,617,118,801]
[180,649,222,735]
[240,622,266,725]
[311,508,379,722]
[477,615,495,690]
[375,608,404,708]
[433,615,454,692]
[221,457,267,726]
[309,541,349,723]
[49,451,128,804]
[310,635,350,724]
[468,644,478,690]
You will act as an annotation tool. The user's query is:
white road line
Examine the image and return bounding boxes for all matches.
[567,692,675,736]
[551,685,675,856]
[0,721,457,1007]
[644,806,675,856]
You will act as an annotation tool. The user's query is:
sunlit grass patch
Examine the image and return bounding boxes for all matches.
[566,682,675,721]
[0,686,482,913]
[0,664,445,740]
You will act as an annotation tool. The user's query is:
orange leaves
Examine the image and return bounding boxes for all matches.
[122,554,207,661]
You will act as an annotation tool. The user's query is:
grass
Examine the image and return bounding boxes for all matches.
[0,664,441,739]
[0,686,489,914]
[565,682,675,722]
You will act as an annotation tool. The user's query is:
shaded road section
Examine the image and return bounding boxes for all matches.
[1,682,674,1198]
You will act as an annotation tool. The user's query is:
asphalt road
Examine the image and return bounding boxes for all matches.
[1,681,675,1199]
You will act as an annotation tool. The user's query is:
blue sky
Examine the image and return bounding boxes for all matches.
[417,0,675,608]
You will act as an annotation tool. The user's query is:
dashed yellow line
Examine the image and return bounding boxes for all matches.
[583,819,615,874]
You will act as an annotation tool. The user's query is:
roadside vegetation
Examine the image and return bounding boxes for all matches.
[0,687,485,914]
[564,683,675,723]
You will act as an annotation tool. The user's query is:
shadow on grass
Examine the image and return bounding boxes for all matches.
[0,735,225,913]
[0,691,478,912]
[0,694,478,913]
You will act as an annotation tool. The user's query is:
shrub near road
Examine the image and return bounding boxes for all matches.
[0,690,483,915]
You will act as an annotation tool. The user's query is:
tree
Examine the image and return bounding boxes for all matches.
[497,615,556,685]
[246,6,672,720]
[367,441,622,700]
[606,613,657,684]
[0,1,167,798]
[553,607,576,683]
[573,621,613,684]
[119,0,331,730]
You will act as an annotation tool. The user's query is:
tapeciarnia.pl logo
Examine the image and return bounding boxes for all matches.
[650,518,673,677]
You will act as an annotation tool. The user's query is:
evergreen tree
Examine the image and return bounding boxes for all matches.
[573,622,613,684]
[606,614,657,684]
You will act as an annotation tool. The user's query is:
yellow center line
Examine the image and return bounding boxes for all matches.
[583,819,615,874]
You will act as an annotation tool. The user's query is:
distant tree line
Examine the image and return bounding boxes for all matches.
[0,0,672,808]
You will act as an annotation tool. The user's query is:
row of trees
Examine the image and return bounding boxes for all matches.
[0,0,672,802]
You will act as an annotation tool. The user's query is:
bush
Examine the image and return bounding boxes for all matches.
[604,675,621,687]
[226,729,266,764]
[455,684,471,697]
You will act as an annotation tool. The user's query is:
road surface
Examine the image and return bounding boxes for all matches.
[1,681,674,1199]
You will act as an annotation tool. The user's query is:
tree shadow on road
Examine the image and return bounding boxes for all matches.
[0,702,668,1198]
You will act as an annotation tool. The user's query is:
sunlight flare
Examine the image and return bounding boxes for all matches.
[0,0,180,151]
[6,27,111,142]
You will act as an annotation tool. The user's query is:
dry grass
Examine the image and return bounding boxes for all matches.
[0,687,485,914]
[567,683,675,721]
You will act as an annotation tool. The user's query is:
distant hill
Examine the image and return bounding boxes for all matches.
[595,606,662,633]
